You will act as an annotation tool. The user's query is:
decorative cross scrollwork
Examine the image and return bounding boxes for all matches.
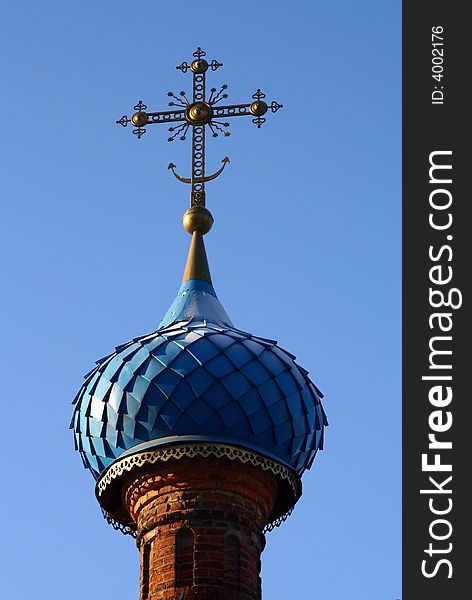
[116,47,283,207]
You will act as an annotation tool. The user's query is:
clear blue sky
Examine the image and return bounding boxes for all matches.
[0,1,400,598]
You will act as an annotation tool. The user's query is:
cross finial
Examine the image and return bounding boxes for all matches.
[116,48,283,234]
[193,47,206,59]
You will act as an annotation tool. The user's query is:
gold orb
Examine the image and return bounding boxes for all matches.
[182,206,214,235]
[250,100,268,116]
[190,59,209,73]
[185,102,213,125]
[131,111,149,127]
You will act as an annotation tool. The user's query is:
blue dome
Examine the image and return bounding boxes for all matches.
[71,279,327,480]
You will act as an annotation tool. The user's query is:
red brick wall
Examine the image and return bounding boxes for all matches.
[123,455,278,600]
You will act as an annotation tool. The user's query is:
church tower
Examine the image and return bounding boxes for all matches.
[71,48,327,600]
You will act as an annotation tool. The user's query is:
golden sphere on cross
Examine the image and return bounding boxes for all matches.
[250,100,268,116]
[185,102,214,125]
[131,111,149,127]
[182,206,214,235]
[190,59,209,73]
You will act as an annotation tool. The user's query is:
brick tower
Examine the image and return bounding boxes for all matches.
[71,48,327,600]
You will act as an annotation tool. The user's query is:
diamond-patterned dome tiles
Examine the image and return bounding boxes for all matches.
[71,319,328,480]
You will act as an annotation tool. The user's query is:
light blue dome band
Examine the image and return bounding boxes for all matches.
[158,280,233,329]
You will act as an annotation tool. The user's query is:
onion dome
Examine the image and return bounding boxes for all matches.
[71,216,328,485]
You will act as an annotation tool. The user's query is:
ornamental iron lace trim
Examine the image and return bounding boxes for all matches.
[101,507,137,538]
[97,443,299,536]
[102,506,295,538]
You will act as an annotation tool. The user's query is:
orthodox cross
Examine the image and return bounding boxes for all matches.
[116,47,283,207]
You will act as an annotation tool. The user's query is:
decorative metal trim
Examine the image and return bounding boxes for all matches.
[263,506,294,533]
[97,442,299,498]
[101,508,137,538]
[102,506,295,538]
[98,443,299,537]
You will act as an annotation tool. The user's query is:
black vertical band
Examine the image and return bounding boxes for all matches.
[403,4,469,598]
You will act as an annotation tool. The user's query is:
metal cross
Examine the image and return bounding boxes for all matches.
[116,47,283,207]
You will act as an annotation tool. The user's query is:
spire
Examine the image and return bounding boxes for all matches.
[181,206,213,284]
[158,205,233,330]
[182,232,211,283]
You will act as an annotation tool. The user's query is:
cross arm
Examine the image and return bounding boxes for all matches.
[214,101,283,118]
[212,91,283,128]
[116,100,188,139]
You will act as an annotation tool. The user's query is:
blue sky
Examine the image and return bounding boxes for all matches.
[0,1,400,598]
